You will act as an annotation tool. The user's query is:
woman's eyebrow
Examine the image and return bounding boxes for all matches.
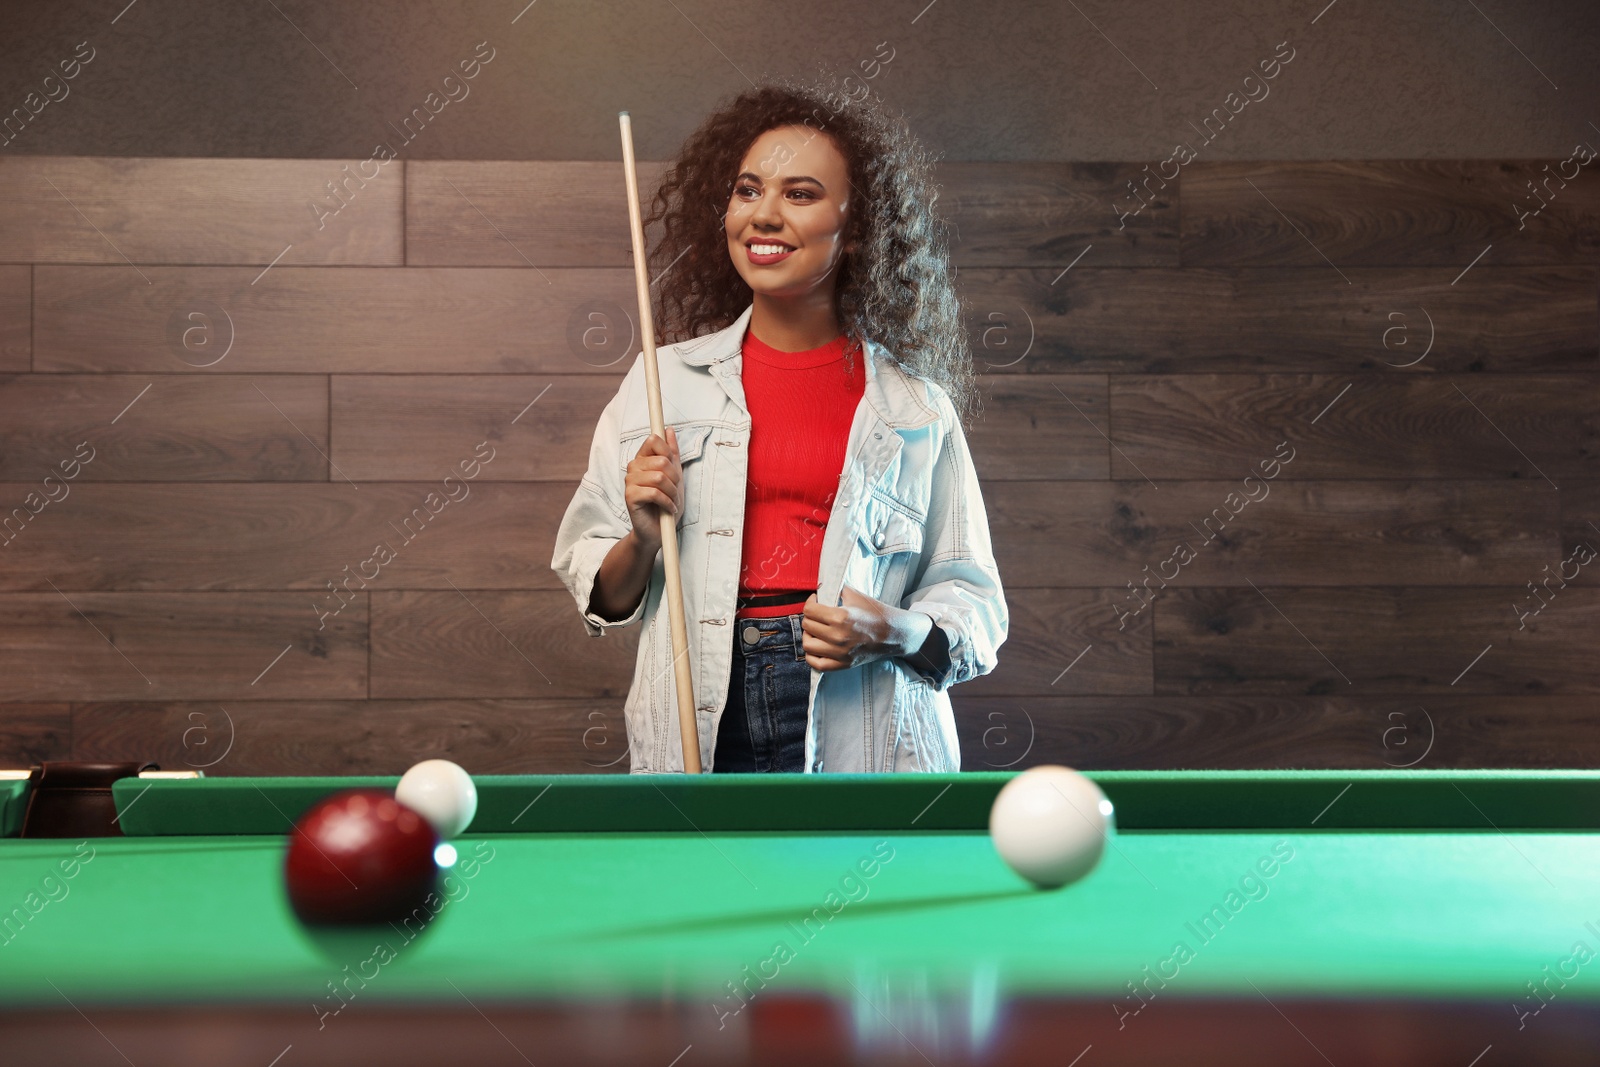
[735,171,825,187]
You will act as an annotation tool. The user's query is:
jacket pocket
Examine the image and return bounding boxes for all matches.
[859,491,925,602]
[886,659,957,772]
[617,423,714,528]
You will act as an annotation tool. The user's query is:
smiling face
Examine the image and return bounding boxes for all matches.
[723,124,856,305]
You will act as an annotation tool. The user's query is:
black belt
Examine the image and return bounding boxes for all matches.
[736,589,812,610]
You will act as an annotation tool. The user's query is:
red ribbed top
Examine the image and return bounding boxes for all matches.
[736,328,866,620]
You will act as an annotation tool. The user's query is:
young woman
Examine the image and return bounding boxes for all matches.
[551,82,1007,774]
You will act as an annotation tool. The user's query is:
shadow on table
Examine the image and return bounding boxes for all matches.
[558,887,1038,944]
[293,897,447,967]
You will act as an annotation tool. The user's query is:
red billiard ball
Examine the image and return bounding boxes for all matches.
[284,789,440,925]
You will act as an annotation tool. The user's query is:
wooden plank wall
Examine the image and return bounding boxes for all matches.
[0,156,1597,775]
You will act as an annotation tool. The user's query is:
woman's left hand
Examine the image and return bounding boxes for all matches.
[801,585,928,672]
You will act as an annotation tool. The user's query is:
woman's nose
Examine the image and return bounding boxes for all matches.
[751,191,784,225]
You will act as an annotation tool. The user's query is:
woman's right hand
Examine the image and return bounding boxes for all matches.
[624,426,683,550]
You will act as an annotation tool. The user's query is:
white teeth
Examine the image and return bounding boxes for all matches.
[750,243,790,255]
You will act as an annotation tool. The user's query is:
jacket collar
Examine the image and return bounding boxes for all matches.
[673,303,940,431]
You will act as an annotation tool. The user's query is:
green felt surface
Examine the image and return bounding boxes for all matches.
[1,826,1597,1009]
[107,769,1600,835]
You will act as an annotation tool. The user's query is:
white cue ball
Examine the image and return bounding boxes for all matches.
[395,759,478,840]
[989,766,1115,889]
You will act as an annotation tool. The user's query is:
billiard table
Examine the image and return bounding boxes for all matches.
[2,770,1599,1066]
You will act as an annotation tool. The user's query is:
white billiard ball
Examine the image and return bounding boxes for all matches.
[989,765,1114,889]
[395,759,478,840]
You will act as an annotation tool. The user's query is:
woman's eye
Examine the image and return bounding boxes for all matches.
[789,190,816,201]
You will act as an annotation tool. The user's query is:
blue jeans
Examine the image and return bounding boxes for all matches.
[713,612,810,773]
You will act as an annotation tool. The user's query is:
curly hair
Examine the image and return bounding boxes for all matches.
[643,80,979,429]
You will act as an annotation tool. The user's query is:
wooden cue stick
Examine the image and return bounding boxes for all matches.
[618,110,702,774]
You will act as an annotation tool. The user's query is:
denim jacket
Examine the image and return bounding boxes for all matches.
[550,303,1008,773]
